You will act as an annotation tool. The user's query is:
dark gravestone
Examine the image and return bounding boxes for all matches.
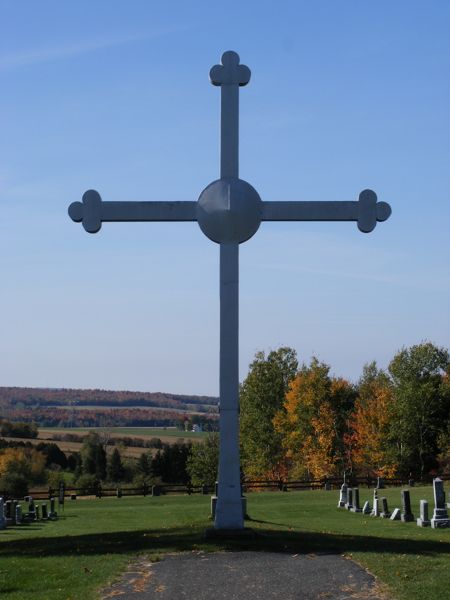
[351,488,362,513]
[401,490,414,522]
[49,497,57,519]
[345,488,353,511]
[28,499,36,521]
[380,497,390,518]
[152,485,161,497]
[42,503,48,520]
[0,498,5,530]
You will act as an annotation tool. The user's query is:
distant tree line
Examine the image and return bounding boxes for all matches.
[0,407,218,429]
[0,420,38,439]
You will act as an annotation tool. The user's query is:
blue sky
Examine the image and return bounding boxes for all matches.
[1,1,449,395]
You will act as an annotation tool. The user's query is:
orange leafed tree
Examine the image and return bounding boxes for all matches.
[274,358,355,480]
[347,363,397,477]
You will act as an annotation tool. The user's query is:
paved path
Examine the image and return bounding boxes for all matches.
[101,551,389,600]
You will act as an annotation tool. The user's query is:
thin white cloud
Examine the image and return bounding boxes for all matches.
[0,26,189,71]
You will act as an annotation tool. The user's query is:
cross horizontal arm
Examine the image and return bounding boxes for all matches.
[69,190,197,233]
[262,190,391,233]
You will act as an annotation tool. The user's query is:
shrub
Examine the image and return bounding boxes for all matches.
[0,472,28,498]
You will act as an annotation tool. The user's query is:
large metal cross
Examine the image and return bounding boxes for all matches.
[69,51,391,530]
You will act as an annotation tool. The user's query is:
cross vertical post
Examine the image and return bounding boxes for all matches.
[68,50,391,533]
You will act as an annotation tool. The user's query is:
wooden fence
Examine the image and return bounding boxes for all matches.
[4,473,448,501]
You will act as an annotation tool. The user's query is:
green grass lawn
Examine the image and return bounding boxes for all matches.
[1,486,449,600]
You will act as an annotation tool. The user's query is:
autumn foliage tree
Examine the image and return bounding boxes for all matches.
[274,358,355,480]
[346,362,397,477]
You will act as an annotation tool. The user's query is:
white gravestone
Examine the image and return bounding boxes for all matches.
[338,482,348,508]
[68,51,392,531]
[417,499,431,527]
[431,478,449,529]
[390,508,401,520]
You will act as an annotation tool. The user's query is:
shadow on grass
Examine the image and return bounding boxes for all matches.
[1,523,449,559]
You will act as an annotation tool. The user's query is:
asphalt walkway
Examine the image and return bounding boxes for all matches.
[101,551,389,600]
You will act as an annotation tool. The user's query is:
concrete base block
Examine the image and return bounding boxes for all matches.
[431,519,450,529]
[211,496,248,521]
[417,518,430,527]
[350,507,362,513]
[401,514,414,522]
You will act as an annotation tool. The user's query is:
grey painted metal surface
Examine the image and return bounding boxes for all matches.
[68,51,392,531]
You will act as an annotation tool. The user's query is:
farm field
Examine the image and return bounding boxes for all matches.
[0,487,449,600]
[1,436,146,459]
[39,426,208,441]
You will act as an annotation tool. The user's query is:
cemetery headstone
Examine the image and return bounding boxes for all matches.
[151,485,161,497]
[351,488,362,513]
[12,500,18,524]
[447,491,450,509]
[35,504,40,520]
[68,51,392,531]
[28,499,36,521]
[5,500,12,520]
[430,478,449,529]
[15,504,22,525]
[390,508,401,520]
[408,479,415,487]
[371,490,379,517]
[362,500,371,514]
[59,481,65,510]
[380,497,391,518]
[0,498,6,530]
[401,489,414,522]
[202,485,208,495]
[417,499,431,527]
[345,488,354,511]
[116,487,122,499]
[41,503,48,520]
[49,497,57,519]
[376,477,385,489]
[338,482,348,508]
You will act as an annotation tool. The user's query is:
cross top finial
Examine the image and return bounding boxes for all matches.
[210,51,251,87]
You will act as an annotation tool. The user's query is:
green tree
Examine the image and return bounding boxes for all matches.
[151,442,192,484]
[186,433,219,486]
[137,452,152,476]
[107,448,125,482]
[388,342,450,477]
[240,347,298,479]
[81,433,107,480]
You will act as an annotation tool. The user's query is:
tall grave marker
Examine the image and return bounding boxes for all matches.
[69,51,392,530]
